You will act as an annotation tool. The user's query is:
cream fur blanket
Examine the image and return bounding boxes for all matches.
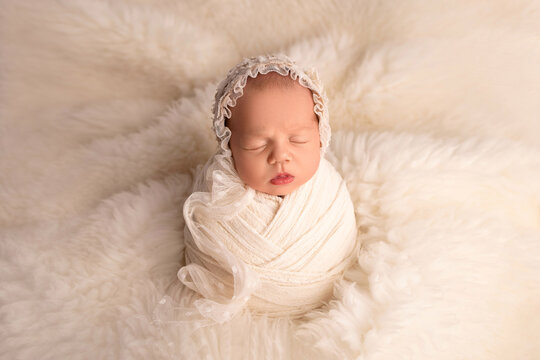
[1,1,540,359]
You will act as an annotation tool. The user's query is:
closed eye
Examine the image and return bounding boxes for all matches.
[242,144,266,151]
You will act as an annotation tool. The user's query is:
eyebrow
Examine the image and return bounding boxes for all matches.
[244,125,315,136]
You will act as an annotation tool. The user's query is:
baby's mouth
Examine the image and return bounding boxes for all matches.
[270,173,294,185]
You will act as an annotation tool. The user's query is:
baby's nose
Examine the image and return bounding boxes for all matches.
[269,145,291,164]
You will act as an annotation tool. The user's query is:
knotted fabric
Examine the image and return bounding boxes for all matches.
[152,54,359,329]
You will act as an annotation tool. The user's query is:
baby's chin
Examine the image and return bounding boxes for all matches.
[251,181,304,197]
[243,164,320,197]
[248,169,321,196]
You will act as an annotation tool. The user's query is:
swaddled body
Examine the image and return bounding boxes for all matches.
[157,54,359,326]
[183,153,358,319]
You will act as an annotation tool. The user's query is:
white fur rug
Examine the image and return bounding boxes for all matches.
[1,1,540,359]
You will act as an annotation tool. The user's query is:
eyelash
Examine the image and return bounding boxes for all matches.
[245,139,308,151]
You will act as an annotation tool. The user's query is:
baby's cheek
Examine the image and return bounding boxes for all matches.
[234,154,257,183]
[308,149,321,176]
[232,154,253,185]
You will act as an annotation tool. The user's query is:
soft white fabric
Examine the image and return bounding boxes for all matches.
[153,155,358,327]
[2,1,540,359]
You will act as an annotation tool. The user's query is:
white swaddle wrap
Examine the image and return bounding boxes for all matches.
[152,54,359,329]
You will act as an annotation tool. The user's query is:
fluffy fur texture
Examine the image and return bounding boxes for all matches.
[1,0,540,359]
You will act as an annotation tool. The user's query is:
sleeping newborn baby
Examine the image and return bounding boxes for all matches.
[159,54,359,326]
[226,70,321,197]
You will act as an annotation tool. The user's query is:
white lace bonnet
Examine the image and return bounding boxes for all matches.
[211,54,331,156]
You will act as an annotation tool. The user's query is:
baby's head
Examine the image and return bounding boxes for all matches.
[226,72,321,196]
[212,54,330,196]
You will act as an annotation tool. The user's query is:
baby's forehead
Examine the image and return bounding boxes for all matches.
[235,80,315,114]
[239,73,315,107]
[244,71,300,91]
[225,72,318,129]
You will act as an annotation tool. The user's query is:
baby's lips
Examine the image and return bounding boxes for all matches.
[271,172,293,180]
[270,173,294,185]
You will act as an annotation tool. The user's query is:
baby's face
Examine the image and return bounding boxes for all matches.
[228,79,321,196]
